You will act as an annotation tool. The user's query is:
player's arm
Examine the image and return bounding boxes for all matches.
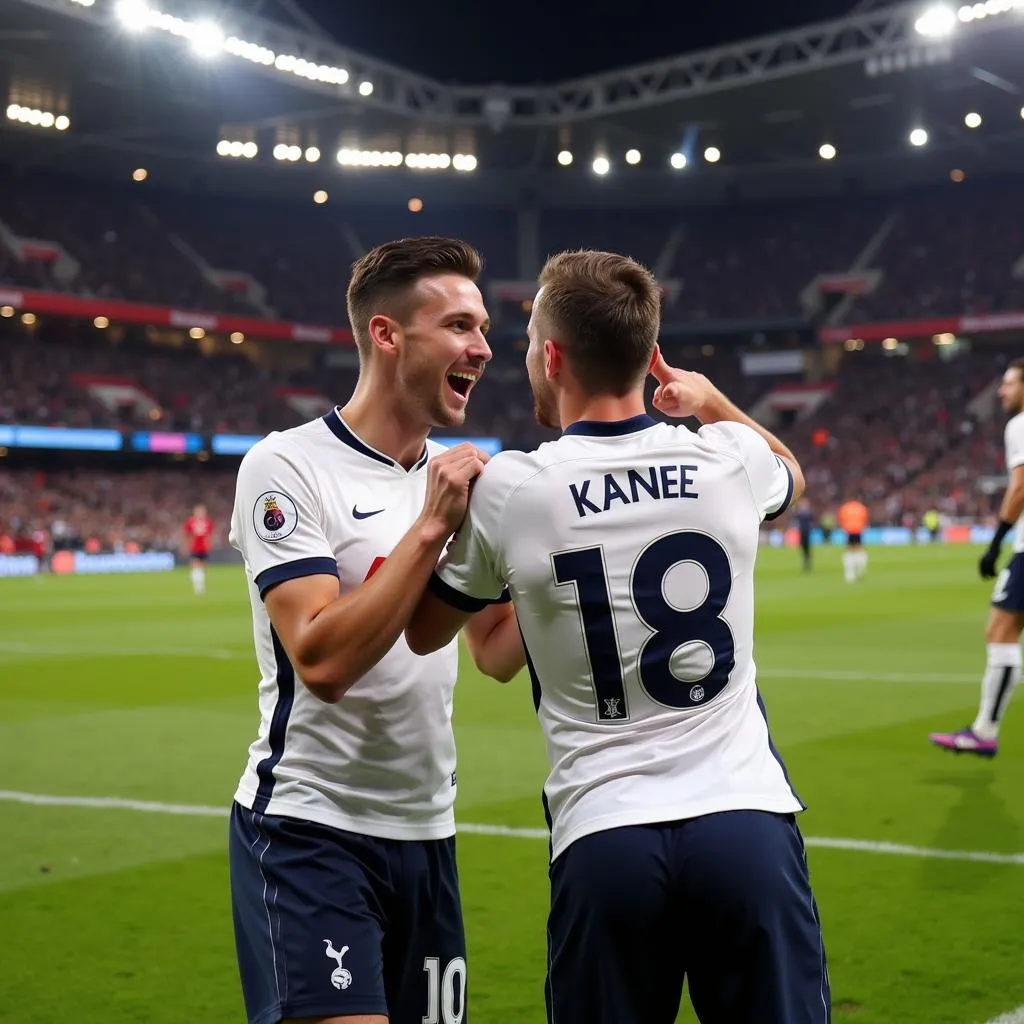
[979,464,1024,578]
[409,587,523,683]
[239,442,487,703]
[406,463,526,682]
[649,350,805,504]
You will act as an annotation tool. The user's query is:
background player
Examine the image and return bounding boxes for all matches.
[182,503,213,595]
[228,237,521,1024]
[407,250,827,1024]
[929,358,1024,758]
[838,496,869,583]
[794,498,814,572]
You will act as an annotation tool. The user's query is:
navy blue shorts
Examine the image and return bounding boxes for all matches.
[546,811,830,1024]
[992,553,1024,612]
[190,551,209,562]
[229,803,467,1024]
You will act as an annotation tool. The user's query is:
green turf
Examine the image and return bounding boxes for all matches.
[1,545,1022,1023]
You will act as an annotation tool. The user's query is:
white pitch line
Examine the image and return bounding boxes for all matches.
[1,790,1022,866]
[0,642,979,683]
[983,1008,1024,1024]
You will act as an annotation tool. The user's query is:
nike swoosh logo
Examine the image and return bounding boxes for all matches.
[352,506,385,520]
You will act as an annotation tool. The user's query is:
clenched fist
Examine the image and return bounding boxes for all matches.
[418,443,489,543]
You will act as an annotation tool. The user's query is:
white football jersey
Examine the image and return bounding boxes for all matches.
[1005,412,1024,553]
[434,413,803,860]
[229,409,459,841]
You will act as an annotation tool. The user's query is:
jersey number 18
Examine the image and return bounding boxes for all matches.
[552,530,736,722]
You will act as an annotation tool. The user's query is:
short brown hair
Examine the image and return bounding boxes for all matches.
[1008,358,1024,377]
[536,250,661,396]
[346,237,483,357]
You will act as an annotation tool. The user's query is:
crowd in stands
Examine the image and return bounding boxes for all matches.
[1,171,1023,327]
[0,466,236,555]
[0,320,1016,554]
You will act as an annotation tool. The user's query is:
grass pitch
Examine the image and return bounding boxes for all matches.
[0,543,1022,1023]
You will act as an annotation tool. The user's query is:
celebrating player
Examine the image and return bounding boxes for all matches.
[227,237,521,1024]
[182,503,214,595]
[837,496,869,583]
[407,250,827,1024]
[929,357,1024,758]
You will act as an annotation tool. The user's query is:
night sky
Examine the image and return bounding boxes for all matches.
[296,0,858,84]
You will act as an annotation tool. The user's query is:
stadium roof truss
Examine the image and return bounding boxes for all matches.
[10,0,1005,127]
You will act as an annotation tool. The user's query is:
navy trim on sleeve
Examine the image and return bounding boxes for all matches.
[256,556,339,599]
[764,459,795,522]
[428,571,497,613]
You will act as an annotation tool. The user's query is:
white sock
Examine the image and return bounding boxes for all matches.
[972,643,1021,740]
[191,565,206,595]
[843,552,856,583]
[856,550,868,577]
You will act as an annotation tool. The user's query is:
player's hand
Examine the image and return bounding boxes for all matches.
[419,443,489,544]
[649,351,719,420]
[979,547,1000,579]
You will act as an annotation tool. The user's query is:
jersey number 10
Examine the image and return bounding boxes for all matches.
[552,530,736,722]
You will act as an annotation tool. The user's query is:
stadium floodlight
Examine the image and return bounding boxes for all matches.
[557,149,573,166]
[115,0,151,32]
[189,20,225,58]
[225,37,275,66]
[0,306,14,317]
[704,146,721,163]
[5,104,18,121]
[625,148,641,165]
[359,81,374,97]
[592,156,610,176]
[94,316,110,329]
[915,4,957,36]
[669,152,687,169]
[273,144,287,161]
[965,111,982,128]
[242,141,257,158]
[305,146,321,162]
[313,190,328,204]
[230,332,245,344]
[55,114,70,130]
[909,127,929,146]
[216,139,231,156]
[452,154,478,172]
[819,143,837,160]
[132,168,148,182]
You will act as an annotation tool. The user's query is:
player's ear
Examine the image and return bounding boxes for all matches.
[367,313,401,358]
[647,344,661,375]
[543,338,562,381]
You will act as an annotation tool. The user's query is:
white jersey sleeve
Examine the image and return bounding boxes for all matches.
[431,454,516,610]
[698,421,794,521]
[229,434,338,599]
[1005,415,1024,470]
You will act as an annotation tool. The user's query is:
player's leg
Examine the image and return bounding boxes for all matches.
[380,836,467,1024]
[800,534,811,572]
[190,554,206,594]
[929,593,1023,757]
[229,803,392,1024]
[855,540,868,578]
[545,825,684,1024]
[842,537,857,583]
[682,811,829,1024]
[282,1016,385,1023]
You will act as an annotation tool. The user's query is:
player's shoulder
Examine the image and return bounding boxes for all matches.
[476,448,544,497]
[1005,412,1024,439]
[239,418,327,468]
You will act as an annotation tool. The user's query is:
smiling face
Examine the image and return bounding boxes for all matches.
[998,364,1024,416]
[390,273,492,429]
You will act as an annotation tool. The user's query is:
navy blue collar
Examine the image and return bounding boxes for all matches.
[562,414,658,438]
[322,409,429,471]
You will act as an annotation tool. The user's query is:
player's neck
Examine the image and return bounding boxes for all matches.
[560,391,648,431]
[339,388,429,471]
